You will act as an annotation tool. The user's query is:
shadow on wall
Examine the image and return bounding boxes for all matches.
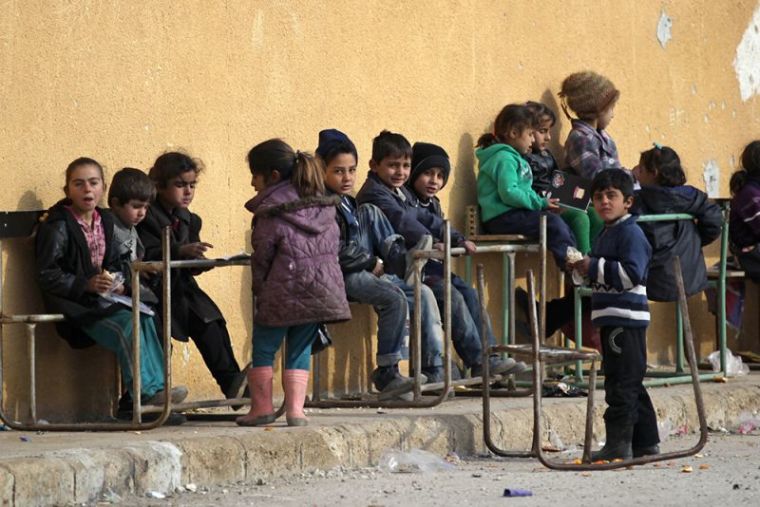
[1,191,118,423]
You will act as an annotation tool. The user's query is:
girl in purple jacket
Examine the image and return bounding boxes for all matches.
[729,140,760,281]
[237,139,351,427]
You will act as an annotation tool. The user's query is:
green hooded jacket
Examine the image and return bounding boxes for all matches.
[476,143,548,222]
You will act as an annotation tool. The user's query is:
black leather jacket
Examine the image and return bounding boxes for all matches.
[35,201,120,348]
[333,193,378,274]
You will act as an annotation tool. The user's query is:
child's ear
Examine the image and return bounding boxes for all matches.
[508,128,520,140]
[270,170,282,183]
[624,195,634,208]
[369,159,378,172]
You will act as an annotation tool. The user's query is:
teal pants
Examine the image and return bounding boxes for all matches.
[252,323,317,370]
[82,309,165,399]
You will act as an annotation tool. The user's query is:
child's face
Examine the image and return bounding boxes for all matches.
[112,199,149,227]
[412,167,445,200]
[632,158,656,186]
[65,164,104,215]
[507,127,535,155]
[370,155,411,189]
[323,153,358,195]
[597,103,616,130]
[158,170,197,209]
[531,117,553,152]
[592,186,633,224]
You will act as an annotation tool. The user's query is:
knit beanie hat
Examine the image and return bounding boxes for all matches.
[409,142,451,188]
[558,71,620,120]
[315,128,357,162]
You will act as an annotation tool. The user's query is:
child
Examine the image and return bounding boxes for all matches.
[35,157,188,408]
[316,128,446,393]
[476,104,577,268]
[633,145,722,301]
[357,131,519,379]
[406,141,525,377]
[524,101,592,255]
[238,139,350,426]
[572,169,659,460]
[729,140,760,281]
[108,167,160,307]
[559,71,623,242]
[137,152,248,403]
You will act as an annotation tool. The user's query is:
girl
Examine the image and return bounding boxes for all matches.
[35,157,187,408]
[237,139,350,427]
[476,103,577,268]
[729,140,760,281]
[633,145,722,301]
[138,152,248,404]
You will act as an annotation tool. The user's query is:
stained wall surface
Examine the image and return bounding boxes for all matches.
[1,1,758,419]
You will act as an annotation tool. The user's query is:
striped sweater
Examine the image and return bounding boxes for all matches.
[588,214,651,328]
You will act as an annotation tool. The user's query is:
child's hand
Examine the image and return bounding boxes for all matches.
[546,198,561,212]
[571,256,591,276]
[462,240,477,255]
[371,259,385,277]
[179,242,213,259]
[86,272,113,294]
[432,242,445,252]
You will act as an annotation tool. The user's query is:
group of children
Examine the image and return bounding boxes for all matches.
[33,68,760,461]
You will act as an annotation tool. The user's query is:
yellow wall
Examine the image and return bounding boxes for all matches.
[2,1,759,420]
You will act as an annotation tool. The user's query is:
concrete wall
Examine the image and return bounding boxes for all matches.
[1,0,759,420]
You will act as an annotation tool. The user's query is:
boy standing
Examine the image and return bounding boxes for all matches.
[317,129,445,392]
[356,131,521,379]
[572,169,659,460]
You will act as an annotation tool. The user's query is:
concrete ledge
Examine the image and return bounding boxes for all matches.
[0,377,758,506]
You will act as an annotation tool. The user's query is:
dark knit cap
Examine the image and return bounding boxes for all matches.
[315,128,357,162]
[409,142,451,188]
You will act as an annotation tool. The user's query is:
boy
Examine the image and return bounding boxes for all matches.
[137,152,248,406]
[572,169,659,460]
[356,131,521,379]
[108,167,188,424]
[316,128,446,391]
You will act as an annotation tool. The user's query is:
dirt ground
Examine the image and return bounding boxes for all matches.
[121,432,760,507]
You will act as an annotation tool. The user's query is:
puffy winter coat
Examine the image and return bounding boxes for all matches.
[246,181,350,327]
[633,185,722,301]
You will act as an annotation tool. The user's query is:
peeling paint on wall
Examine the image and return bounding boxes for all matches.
[703,160,720,197]
[657,10,672,48]
[734,4,760,101]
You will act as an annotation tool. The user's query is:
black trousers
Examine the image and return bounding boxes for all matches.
[188,311,242,395]
[601,326,660,448]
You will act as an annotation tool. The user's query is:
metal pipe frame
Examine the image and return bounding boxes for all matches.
[481,266,600,459]
[0,236,171,430]
[533,256,708,470]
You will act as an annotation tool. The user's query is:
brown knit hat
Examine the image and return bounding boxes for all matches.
[558,71,620,120]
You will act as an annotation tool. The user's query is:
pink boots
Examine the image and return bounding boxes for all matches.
[235,367,310,427]
[235,366,275,426]
[283,369,309,426]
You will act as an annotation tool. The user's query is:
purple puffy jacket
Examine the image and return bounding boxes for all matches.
[245,181,351,327]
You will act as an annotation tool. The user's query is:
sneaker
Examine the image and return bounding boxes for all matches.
[632,444,660,457]
[372,364,420,400]
[405,234,433,285]
[142,385,189,406]
[421,366,444,384]
[470,356,527,378]
[117,410,187,426]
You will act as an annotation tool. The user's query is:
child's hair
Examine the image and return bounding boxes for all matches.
[730,140,760,195]
[591,168,634,199]
[247,138,325,198]
[108,167,156,206]
[371,130,412,162]
[639,145,686,187]
[149,152,204,189]
[64,157,105,194]
[525,101,557,128]
[315,129,358,165]
[558,71,619,121]
[476,104,534,148]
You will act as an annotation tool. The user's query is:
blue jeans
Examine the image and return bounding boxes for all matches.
[427,274,496,367]
[484,209,576,267]
[355,203,404,259]
[252,323,317,370]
